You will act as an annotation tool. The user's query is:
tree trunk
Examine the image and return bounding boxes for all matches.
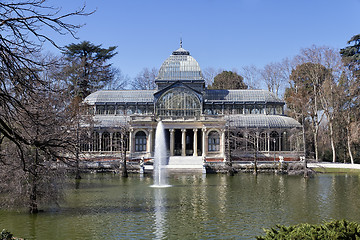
[75,122,81,179]
[29,183,38,214]
[226,125,234,176]
[346,115,354,164]
[121,137,128,178]
[347,132,354,164]
[253,150,258,175]
[329,121,336,163]
[313,83,320,162]
[313,126,319,162]
[75,158,81,179]
[302,116,308,177]
[121,161,128,177]
[30,148,39,214]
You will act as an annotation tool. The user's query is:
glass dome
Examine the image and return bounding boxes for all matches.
[156,47,204,81]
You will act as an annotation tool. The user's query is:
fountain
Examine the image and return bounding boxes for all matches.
[152,121,171,187]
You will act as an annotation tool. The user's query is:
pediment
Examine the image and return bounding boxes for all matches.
[153,81,203,100]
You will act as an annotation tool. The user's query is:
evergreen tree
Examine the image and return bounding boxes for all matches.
[62,41,118,99]
[340,34,360,78]
[208,71,248,90]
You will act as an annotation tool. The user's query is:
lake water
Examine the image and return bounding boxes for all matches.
[1,173,360,239]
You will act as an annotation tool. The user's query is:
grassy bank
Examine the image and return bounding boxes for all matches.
[311,167,360,173]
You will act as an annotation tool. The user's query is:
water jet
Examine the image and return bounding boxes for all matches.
[151,121,171,187]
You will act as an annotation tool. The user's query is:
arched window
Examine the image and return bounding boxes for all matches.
[91,131,100,151]
[270,131,280,151]
[259,132,267,151]
[281,131,289,151]
[156,87,201,117]
[116,106,124,115]
[247,131,256,151]
[208,131,220,152]
[135,131,147,152]
[112,132,122,151]
[80,132,90,152]
[102,132,111,151]
[107,105,115,115]
[236,132,245,151]
[96,106,105,115]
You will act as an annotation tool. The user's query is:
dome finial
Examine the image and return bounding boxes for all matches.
[180,37,182,48]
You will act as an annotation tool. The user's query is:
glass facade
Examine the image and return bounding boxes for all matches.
[156,87,201,117]
[81,45,303,161]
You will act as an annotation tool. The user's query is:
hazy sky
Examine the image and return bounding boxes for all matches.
[46,0,360,79]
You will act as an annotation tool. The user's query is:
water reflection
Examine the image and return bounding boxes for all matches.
[3,173,360,239]
[153,188,167,239]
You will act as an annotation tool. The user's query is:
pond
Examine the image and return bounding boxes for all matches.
[1,173,360,239]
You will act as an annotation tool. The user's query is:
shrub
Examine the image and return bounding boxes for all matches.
[1,229,13,240]
[256,220,360,239]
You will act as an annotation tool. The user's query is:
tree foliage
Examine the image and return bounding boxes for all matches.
[61,41,118,99]
[257,220,360,240]
[339,35,360,163]
[208,71,248,90]
[340,34,360,77]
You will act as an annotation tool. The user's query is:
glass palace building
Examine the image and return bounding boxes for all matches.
[83,46,304,166]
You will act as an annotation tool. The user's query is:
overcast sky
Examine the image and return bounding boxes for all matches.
[46,0,360,79]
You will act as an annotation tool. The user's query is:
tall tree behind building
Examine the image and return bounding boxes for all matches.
[131,67,158,90]
[340,34,360,163]
[286,62,331,162]
[208,71,248,89]
[259,58,293,98]
[61,41,118,99]
[239,65,261,90]
[202,67,224,87]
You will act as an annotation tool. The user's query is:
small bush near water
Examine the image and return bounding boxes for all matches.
[256,220,360,239]
[1,229,24,240]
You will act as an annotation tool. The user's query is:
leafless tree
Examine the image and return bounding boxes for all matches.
[103,68,129,90]
[0,0,92,212]
[294,45,344,163]
[202,67,224,87]
[131,67,158,90]
[260,58,293,99]
[239,65,261,90]
[0,76,77,213]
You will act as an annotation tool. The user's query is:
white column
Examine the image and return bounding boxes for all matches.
[147,129,153,156]
[193,129,198,156]
[181,129,186,156]
[129,128,134,155]
[221,129,226,158]
[170,129,175,156]
[99,132,102,152]
[279,131,282,152]
[202,128,207,157]
[244,132,248,151]
[110,132,113,152]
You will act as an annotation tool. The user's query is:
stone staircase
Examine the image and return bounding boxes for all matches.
[166,156,204,170]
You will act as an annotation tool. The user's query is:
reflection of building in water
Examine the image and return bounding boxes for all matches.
[81,45,304,166]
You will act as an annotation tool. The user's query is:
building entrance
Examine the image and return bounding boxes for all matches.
[168,128,202,157]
